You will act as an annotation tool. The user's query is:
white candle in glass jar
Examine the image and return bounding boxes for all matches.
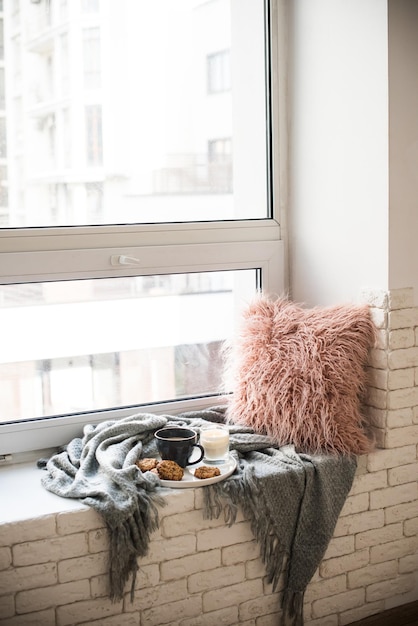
[200,425,229,462]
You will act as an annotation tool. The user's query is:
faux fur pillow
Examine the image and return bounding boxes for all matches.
[225,295,376,455]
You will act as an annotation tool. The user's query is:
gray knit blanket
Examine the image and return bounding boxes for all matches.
[38,407,356,626]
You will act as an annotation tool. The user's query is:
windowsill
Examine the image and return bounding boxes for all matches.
[0,461,89,524]
[0,458,188,525]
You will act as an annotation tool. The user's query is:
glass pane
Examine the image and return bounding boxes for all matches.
[1,0,268,227]
[0,270,257,422]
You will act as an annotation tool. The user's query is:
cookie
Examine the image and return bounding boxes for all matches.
[156,460,184,481]
[194,466,221,479]
[136,458,159,472]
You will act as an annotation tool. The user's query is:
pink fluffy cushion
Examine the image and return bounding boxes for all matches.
[225,295,376,455]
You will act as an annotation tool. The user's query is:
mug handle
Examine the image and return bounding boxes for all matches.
[187,444,205,466]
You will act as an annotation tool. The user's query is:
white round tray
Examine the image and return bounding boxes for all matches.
[159,454,237,489]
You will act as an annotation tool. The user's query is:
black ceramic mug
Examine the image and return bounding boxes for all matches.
[154,427,204,468]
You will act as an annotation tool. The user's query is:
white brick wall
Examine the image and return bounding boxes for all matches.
[0,288,417,626]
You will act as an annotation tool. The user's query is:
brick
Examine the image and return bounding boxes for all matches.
[188,563,245,593]
[246,557,268,580]
[159,490,194,517]
[369,310,387,331]
[370,536,418,564]
[134,563,160,590]
[387,388,418,410]
[222,540,260,565]
[371,427,385,448]
[340,493,369,516]
[385,500,418,524]
[370,482,418,509]
[141,594,202,625]
[388,368,415,390]
[89,573,110,599]
[389,309,418,330]
[88,527,109,553]
[0,593,15,619]
[366,367,387,390]
[0,546,11,570]
[334,509,384,537]
[385,425,418,447]
[197,521,254,552]
[347,560,397,588]
[160,549,221,581]
[360,289,387,309]
[79,615,141,626]
[374,328,388,349]
[58,552,108,583]
[320,549,369,578]
[366,573,416,602]
[368,348,387,369]
[16,579,90,614]
[312,588,365,618]
[306,615,338,626]
[388,464,417,486]
[56,509,103,535]
[355,454,369,474]
[388,288,414,310]
[389,348,418,371]
[366,407,387,428]
[323,536,355,560]
[357,523,404,551]
[56,597,123,626]
[404,517,418,537]
[236,588,279,621]
[304,574,346,602]
[389,328,415,350]
[181,605,239,626]
[203,579,264,613]
[399,552,418,574]
[131,579,188,611]
[367,446,416,471]
[366,387,386,409]
[387,408,413,428]
[141,534,196,565]
[0,516,56,547]
[0,608,56,626]
[0,562,57,595]
[13,533,88,567]
[161,509,225,538]
[348,470,387,496]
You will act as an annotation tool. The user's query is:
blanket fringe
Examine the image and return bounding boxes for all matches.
[281,590,304,626]
[108,490,165,602]
[203,460,288,592]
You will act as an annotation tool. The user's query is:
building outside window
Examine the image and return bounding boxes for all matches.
[0,0,283,459]
[207,49,231,94]
[83,27,101,89]
[85,104,103,166]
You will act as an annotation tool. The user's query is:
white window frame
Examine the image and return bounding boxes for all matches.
[0,0,288,461]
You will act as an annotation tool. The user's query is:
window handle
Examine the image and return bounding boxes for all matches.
[110,255,141,266]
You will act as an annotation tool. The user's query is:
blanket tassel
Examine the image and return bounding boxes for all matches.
[281,589,304,626]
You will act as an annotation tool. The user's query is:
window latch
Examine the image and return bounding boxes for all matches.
[110,255,141,266]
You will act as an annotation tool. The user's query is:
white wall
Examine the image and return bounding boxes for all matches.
[388,0,418,295]
[288,0,390,306]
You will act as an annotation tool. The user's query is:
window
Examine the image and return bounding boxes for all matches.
[83,27,101,89]
[0,0,284,459]
[85,104,103,166]
[207,49,231,94]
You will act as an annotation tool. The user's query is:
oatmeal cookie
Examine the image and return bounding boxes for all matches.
[156,460,184,481]
[194,465,221,479]
[136,458,159,472]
